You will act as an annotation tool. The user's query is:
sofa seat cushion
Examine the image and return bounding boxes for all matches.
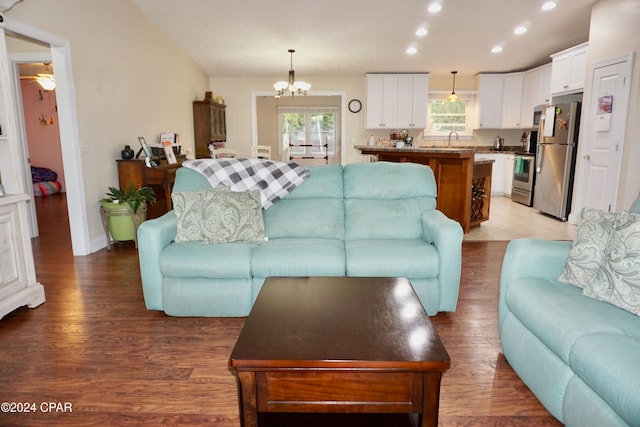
[568,333,640,426]
[346,239,439,278]
[505,277,640,364]
[159,241,253,278]
[251,238,345,277]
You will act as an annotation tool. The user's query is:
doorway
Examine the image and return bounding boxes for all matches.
[4,21,91,255]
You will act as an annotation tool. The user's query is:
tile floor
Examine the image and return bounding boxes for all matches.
[464,196,577,241]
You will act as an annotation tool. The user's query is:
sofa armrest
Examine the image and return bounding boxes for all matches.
[137,211,177,310]
[499,238,572,329]
[422,209,463,311]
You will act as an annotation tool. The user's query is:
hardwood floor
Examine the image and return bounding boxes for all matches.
[0,194,561,426]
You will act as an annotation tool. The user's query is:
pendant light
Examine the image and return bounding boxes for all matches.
[273,49,311,98]
[447,71,458,102]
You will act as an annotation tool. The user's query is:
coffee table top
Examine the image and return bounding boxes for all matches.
[230,277,449,371]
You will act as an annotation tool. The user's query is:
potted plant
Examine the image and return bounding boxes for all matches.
[100,184,156,245]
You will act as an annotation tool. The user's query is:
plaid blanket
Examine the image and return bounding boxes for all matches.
[182,158,309,209]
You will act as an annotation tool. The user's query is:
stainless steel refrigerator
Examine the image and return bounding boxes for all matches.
[533,102,581,220]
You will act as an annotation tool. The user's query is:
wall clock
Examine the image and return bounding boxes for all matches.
[348,99,362,113]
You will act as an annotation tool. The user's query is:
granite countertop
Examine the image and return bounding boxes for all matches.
[354,144,475,154]
[355,144,524,154]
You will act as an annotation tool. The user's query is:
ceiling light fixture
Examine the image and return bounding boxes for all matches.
[491,45,504,54]
[541,1,557,11]
[447,71,458,102]
[406,46,418,55]
[36,74,56,91]
[514,25,528,35]
[427,2,442,13]
[273,49,310,98]
[416,27,428,37]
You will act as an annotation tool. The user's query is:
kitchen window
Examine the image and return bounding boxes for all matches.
[278,107,338,159]
[426,92,475,137]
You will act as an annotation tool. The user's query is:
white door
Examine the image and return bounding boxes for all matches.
[577,55,632,214]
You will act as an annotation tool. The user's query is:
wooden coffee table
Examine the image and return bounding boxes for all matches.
[229,277,450,427]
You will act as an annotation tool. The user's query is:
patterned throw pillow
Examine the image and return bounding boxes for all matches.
[172,188,229,242]
[557,207,618,288]
[201,189,265,244]
[582,210,640,315]
[172,188,265,244]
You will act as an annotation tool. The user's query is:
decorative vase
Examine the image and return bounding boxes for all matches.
[121,145,135,160]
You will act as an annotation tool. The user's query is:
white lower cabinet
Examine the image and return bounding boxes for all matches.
[474,153,514,196]
[0,195,45,320]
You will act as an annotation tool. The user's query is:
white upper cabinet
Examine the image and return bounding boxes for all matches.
[476,74,504,129]
[550,42,588,95]
[366,73,428,129]
[396,75,428,128]
[476,73,524,129]
[521,64,552,128]
[502,73,524,128]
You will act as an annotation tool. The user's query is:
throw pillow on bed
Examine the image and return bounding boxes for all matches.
[557,207,618,288]
[172,188,266,244]
[582,210,640,315]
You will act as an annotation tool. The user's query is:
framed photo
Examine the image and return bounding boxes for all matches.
[138,137,153,159]
[162,140,177,164]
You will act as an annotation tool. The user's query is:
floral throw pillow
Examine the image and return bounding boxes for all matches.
[582,210,640,315]
[172,188,228,243]
[557,207,618,288]
[201,189,266,244]
[172,188,266,244]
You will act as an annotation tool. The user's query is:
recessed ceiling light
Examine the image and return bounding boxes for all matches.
[541,1,557,11]
[406,46,418,55]
[427,2,442,13]
[416,27,428,37]
[514,25,528,35]
[491,46,504,54]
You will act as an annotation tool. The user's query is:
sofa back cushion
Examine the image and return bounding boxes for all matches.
[263,164,345,239]
[343,162,437,240]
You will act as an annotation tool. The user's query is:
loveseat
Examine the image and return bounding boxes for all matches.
[137,161,463,317]
[499,204,640,426]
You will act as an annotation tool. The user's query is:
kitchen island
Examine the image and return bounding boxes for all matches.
[355,145,492,233]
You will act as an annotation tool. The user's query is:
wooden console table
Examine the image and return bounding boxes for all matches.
[116,156,186,219]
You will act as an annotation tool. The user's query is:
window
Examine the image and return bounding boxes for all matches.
[278,108,338,159]
[426,92,475,137]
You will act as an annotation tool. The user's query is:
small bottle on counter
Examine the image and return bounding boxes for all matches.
[369,135,375,146]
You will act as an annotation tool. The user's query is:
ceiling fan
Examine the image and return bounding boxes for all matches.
[20,63,56,90]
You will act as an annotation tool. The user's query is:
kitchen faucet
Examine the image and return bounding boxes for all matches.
[448,131,459,148]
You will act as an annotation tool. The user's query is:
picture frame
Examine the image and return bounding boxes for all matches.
[162,140,177,164]
[137,137,157,166]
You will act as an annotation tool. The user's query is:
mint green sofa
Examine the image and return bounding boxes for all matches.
[499,238,640,427]
[137,161,463,317]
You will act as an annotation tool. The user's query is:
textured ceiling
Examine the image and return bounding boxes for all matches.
[133,0,596,78]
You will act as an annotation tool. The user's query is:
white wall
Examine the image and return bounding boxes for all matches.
[6,0,210,250]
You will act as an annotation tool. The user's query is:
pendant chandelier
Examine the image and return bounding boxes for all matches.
[273,49,311,98]
[447,70,458,102]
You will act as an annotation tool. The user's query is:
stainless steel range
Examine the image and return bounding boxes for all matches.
[512,152,536,206]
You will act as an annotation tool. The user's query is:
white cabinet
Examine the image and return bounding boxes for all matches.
[550,42,588,95]
[503,154,515,196]
[474,152,514,196]
[476,73,524,129]
[396,75,428,128]
[521,64,552,128]
[475,74,503,129]
[0,22,45,320]
[366,75,397,129]
[366,73,428,129]
[502,73,524,128]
